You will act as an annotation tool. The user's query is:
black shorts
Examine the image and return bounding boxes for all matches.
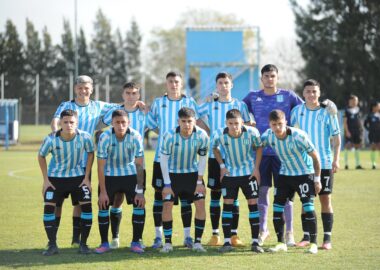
[274,174,315,204]
[56,169,92,207]
[345,131,363,145]
[164,172,204,203]
[152,162,164,190]
[44,176,91,204]
[319,169,333,195]
[369,132,380,144]
[207,158,224,190]
[105,175,137,206]
[221,175,259,200]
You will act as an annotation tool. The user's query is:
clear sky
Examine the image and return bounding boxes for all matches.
[0,0,303,46]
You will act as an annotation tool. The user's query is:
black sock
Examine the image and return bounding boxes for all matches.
[181,199,192,230]
[304,211,317,244]
[80,203,92,245]
[222,203,233,242]
[248,204,260,245]
[231,199,240,236]
[322,212,333,242]
[300,213,310,241]
[110,207,122,239]
[98,209,109,244]
[43,205,56,245]
[132,206,145,242]
[163,220,173,244]
[153,191,163,227]
[72,216,81,243]
[54,216,61,239]
[273,203,285,243]
[210,191,221,235]
[194,218,205,243]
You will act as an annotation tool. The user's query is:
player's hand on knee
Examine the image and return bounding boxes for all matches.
[42,179,56,197]
[98,191,109,209]
[162,186,174,200]
[314,182,322,194]
[134,194,145,208]
[79,177,91,192]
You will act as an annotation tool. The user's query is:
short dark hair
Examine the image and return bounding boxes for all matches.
[60,109,78,119]
[261,64,278,75]
[123,82,140,91]
[370,101,380,111]
[178,107,195,118]
[112,109,129,119]
[215,72,232,82]
[226,109,242,120]
[348,94,358,101]
[269,109,286,122]
[303,79,320,88]
[166,71,182,79]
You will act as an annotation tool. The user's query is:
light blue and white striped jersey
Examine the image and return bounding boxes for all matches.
[97,127,144,176]
[261,127,316,176]
[146,94,199,162]
[198,99,252,158]
[39,129,94,178]
[53,100,117,167]
[291,104,340,169]
[102,105,146,137]
[160,126,209,173]
[212,126,262,177]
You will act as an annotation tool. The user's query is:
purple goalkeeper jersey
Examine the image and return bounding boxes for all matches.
[243,88,303,156]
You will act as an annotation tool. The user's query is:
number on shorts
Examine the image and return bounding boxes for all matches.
[82,186,90,200]
[324,176,330,188]
[249,180,258,195]
[298,183,309,195]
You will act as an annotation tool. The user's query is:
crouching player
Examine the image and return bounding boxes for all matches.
[160,107,209,253]
[212,109,263,253]
[262,110,321,254]
[95,110,146,254]
[38,109,94,255]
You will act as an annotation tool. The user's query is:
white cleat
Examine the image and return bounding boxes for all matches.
[307,243,318,254]
[258,230,270,246]
[268,243,288,253]
[160,243,173,253]
[286,231,296,247]
[192,242,207,253]
[110,238,119,249]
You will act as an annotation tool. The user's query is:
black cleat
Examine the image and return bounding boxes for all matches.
[251,244,264,253]
[345,165,349,170]
[356,165,364,170]
[372,165,377,170]
[42,243,59,256]
[218,243,233,253]
[78,244,92,254]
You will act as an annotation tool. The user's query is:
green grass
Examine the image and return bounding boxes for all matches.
[0,125,379,269]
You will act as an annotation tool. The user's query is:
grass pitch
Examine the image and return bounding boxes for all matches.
[0,125,379,269]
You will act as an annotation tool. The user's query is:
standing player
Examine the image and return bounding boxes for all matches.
[95,110,146,254]
[101,82,146,249]
[364,101,380,169]
[212,109,263,253]
[198,72,252,246]
[243,64,303,246]
[51,75,116,246]
[291,79,341,250]
[343,95,364,169]
[38,109,94,255]
[262,110,321,254]
[146,71,200,249]
[159,107,209,253]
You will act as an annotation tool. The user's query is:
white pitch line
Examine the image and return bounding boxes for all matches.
[7,168,35,180]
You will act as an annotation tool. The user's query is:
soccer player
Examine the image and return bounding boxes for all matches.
[198,72,252,246]
[262,110,321,254]
[243,64,303,246]
[146,71,200,249]
[38,109,94,255]
[95,110,146,254]
[159,107,209,253]
[212,109,263,253]
[291,79,341,250]
[343,95,364,169]
[101,82,146,249]
[364,101,380,169]
[51,75,116,246]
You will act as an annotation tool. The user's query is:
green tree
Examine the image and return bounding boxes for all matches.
[125,19,142,83]
[78,27,93,76]
[40,26,57,104]
[291,0,380,107]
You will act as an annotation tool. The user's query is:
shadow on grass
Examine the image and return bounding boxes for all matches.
[0,245,270,268]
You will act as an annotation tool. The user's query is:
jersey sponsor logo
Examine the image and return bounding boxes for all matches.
[45,191,54,200]
[224,142,229,146]
[161,104,167,108]
[111,143,116,147]
[276,95,284,103]
[55,146,61,150]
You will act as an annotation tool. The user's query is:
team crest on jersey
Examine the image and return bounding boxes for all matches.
[243,139,250,145]
[317,115,324,121]
[233,105,239,110]
[45,191,54,200]
[125,143,133,149]
[161,104,167,108]
[288,142,294,149]
[276,95,284,102]
[138,115,144,121]
[213,106,219,110]
[191,140,198,147]
[75,142,82,149]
